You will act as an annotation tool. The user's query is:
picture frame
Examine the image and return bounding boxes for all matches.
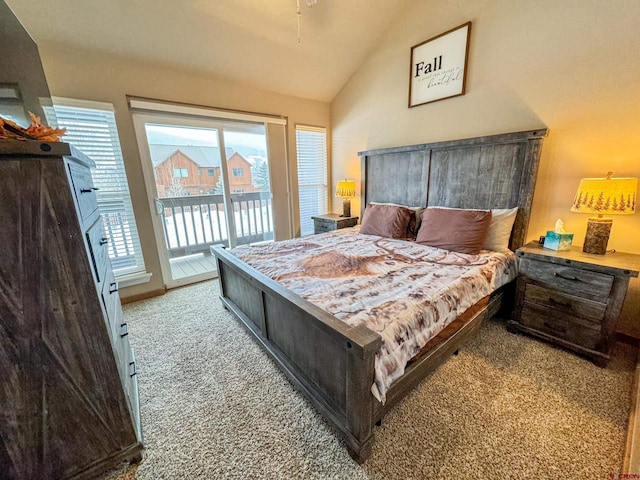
[408,22,471,108]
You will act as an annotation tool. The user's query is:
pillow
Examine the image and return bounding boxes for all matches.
[416,207,492,254]
[370,202,425,237]
[360,203,413,239]
[484,207,518,253]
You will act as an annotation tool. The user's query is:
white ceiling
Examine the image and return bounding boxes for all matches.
[6,0,412,102]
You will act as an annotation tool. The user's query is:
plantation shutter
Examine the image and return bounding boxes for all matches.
[296,125,328,236]
[48,99,146,279]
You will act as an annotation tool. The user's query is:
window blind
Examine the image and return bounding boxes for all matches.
[47,99,146,277]
[296,126,328,236]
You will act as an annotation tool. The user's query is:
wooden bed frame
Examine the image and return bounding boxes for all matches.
[212,129,547,462]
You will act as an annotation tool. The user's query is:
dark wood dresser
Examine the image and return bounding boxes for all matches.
[0,140,142,479]
[509,241,640,366]
[312,213,358,234]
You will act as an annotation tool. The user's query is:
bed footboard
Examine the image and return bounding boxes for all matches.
[212,245,382,462]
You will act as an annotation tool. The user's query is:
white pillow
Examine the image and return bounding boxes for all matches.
[483,207,518,252]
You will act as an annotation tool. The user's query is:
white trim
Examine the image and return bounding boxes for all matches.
[51,96,115,112]
[117,272,153,288]
[129,98,287,126]
[295,124,326,133]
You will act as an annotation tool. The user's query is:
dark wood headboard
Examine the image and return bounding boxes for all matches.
[358,129,548,251]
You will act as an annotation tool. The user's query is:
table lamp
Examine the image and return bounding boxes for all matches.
[335,179,356,217]
[570,172,637,254]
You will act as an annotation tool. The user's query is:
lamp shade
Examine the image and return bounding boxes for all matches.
[335,179,356,198]
[571,175,637,215]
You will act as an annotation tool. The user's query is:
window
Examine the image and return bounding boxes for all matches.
[198,168,202,176]
[46,98,146,281]
[296,125,328,236]
[208,168,215,176]
[232,167,243,177]
[173,167,188,178]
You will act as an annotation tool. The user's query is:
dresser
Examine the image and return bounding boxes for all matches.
[0,140,142,479]
[312,213,359,234]
[508,242,640,366]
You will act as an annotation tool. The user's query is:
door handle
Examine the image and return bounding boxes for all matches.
[155,199,164,215]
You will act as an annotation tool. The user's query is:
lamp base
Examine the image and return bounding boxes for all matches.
[582,217,612,255]
[340,199,351,217]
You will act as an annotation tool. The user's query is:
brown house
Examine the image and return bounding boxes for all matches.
[226,152,256,194]
[149,145,255,197]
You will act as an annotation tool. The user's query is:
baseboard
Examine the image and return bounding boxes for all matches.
[624,346,640,474]
[121,287,167,304]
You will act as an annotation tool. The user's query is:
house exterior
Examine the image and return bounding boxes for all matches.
[150,145,255,197]
[226,152,255,194]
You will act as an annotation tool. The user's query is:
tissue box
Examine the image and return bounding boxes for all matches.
[543,231,574,251]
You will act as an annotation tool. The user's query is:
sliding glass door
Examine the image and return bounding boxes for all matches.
[133,113,273,287]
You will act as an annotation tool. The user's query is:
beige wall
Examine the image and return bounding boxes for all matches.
[38,44,330,300]
[331,0,640,335]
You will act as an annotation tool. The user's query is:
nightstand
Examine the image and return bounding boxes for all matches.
[508,242,640,366]
[312,213,358,234]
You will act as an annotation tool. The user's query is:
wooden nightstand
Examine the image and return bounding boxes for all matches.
[508,242,640,366]
[312,213,358,234]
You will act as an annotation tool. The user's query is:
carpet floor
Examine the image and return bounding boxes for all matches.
[104,280,635,480]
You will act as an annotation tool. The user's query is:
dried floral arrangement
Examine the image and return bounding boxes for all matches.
[0,112,66,142]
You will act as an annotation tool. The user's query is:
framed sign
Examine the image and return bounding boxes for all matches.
[408,22,471,108]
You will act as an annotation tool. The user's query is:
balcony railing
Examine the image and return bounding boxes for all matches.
[159,192,274,258]
[98,193,273,271]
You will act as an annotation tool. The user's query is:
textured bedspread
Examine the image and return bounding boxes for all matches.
[232,228,516,403]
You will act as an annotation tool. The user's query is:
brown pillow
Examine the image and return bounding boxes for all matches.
[360,204,413,239]
[416,207,492,254]
[370,202,424,238]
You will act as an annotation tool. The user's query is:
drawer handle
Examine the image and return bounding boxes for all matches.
[120,322,129,337]
[553,272,579,282]
[548,297,572,309]
[129,361,137,377]
[544,321,566,333]
[99,237,109,246]
[80,187,99,193]
[109,282,118,294]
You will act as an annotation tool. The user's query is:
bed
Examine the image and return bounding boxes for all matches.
[211,129,547,462]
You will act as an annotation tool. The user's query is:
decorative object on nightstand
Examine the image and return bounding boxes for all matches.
[543,218,574,251]
[508,241,640,367]
[312,213,358,234]
[571,173,637,254]
[336,179,356,217]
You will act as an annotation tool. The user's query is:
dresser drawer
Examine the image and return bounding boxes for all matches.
[86,218,109,284]
[101,269,123,341]
[114,327,135,386]
[67,162,99,222]
[519,257,614,301]
[520,302,602,350]
[125,347,142,440]
[523,283,607,323]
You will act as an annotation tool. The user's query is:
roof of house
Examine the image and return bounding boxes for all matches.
[149,145,235,168]
[227,151,253,166]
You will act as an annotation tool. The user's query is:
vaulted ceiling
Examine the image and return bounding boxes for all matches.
[6,0,412,102]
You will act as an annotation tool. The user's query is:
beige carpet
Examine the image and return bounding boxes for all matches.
[104,280,635,480]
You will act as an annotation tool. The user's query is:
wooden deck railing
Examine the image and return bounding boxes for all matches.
[159,192,274,258]
[100,192,274,270]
